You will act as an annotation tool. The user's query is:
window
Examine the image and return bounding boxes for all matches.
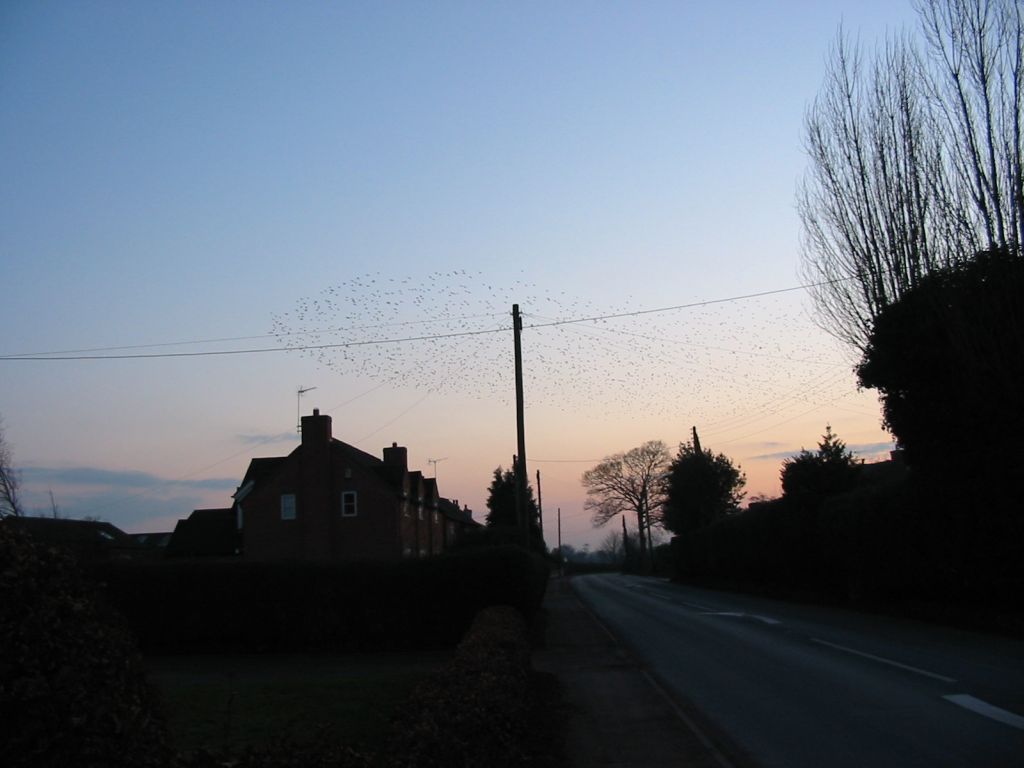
[280,493,296,520]
[341,490,358,517]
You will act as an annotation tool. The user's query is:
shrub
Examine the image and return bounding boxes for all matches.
[381,605,557,768]
[91,546,549,653]
[0,522,168,768]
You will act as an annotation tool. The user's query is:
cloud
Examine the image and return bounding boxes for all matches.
[24,492,213,534]
[747,449,804,462]
[22,466,237,491]
[746,441,895,462]
[18,465,240,533]
[848,442,896,458]
[236,432,299,446]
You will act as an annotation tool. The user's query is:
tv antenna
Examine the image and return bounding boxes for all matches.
[296,386,317,432]
[427,457,448,480]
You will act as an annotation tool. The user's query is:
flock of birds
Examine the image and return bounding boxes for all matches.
[269,269,863,439]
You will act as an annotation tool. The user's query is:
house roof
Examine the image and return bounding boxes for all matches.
[129,531,173,549]
[3,516,141,560]
[438,498,480,527]
[238,456,288,490]
[237,438,408,496]
[166,508,239,558]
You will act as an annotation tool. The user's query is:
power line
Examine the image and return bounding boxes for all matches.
[4,312,507,358]
[520,281,841,331]
[0,278,847,362]
[0,325,511,361]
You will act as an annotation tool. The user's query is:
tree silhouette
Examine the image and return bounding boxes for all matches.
[485,466,543,548]
[857,249,1024,481]
[662,428,745,534]
[799,0,1023,353]
[0,416,22,518]
[780,425,862,499]
[581,441,670,570]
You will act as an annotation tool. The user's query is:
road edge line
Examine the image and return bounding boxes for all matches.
[943,694,1024,731]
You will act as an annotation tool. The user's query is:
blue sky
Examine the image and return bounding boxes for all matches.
[1,2,914,545]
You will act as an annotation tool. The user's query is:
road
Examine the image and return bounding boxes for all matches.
[572,573,1024,768]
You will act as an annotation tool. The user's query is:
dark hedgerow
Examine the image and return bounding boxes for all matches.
[381,605,564,768]
[0,521,169,768]
[91,545,549,653]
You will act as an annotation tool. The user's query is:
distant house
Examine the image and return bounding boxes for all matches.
[861,448,908,486]
[170,409,478,561]
[3,516,142,562]
[165,508,239,558]
[128,531,173,551]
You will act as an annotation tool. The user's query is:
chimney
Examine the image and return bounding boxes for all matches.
[300,408,332,449]
[383,442,408,471]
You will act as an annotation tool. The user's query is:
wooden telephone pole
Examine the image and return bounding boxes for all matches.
[513,304,529,547]
[536,468,544,543]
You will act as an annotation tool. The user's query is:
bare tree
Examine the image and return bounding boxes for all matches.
[0,416,22,518]
[799,0,1023,352]
[581,440,670,570]
[598,529,625,564]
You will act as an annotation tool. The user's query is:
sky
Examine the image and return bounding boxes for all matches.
[1,1,917,549]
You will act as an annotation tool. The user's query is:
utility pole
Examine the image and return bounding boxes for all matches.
[512,304,529,547]
[557,507,563,577]
[622,513,629,567]
[512,454,521,533]
[535,468,545,544]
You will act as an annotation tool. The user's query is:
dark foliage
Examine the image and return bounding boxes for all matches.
[169,605,565,768]
[672,477,1024,631]
[662,437,745,534]
[485,466,544,551]
[172,737,373,768]
[0,522,169,768]
[381,605,563,768]
[780,425,862,500]
[857,249,1024,483]
[92,547,549,653]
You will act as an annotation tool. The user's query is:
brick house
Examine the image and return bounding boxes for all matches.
[227,409,476,561]
[3,516,144,562]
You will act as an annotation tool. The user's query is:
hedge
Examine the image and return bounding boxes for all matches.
[671,480,1024,617]
[0,522,169,768]
[381,605,561,768]
[90,546,549,652]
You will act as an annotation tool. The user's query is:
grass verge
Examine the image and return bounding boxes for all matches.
[146,653,449,754]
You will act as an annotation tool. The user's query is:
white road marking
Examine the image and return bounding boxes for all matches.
[675,599,716,611]
[810,638,956,683]
[640,669,738,768]
[701,611,781,625]
[626,584,715,611]
[943,694,1024,731]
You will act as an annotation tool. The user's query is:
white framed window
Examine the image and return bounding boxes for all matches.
[341,490,358,517]
[280,493,296,520]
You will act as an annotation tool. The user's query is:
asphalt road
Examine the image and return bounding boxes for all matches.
[572,573,1024,768]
